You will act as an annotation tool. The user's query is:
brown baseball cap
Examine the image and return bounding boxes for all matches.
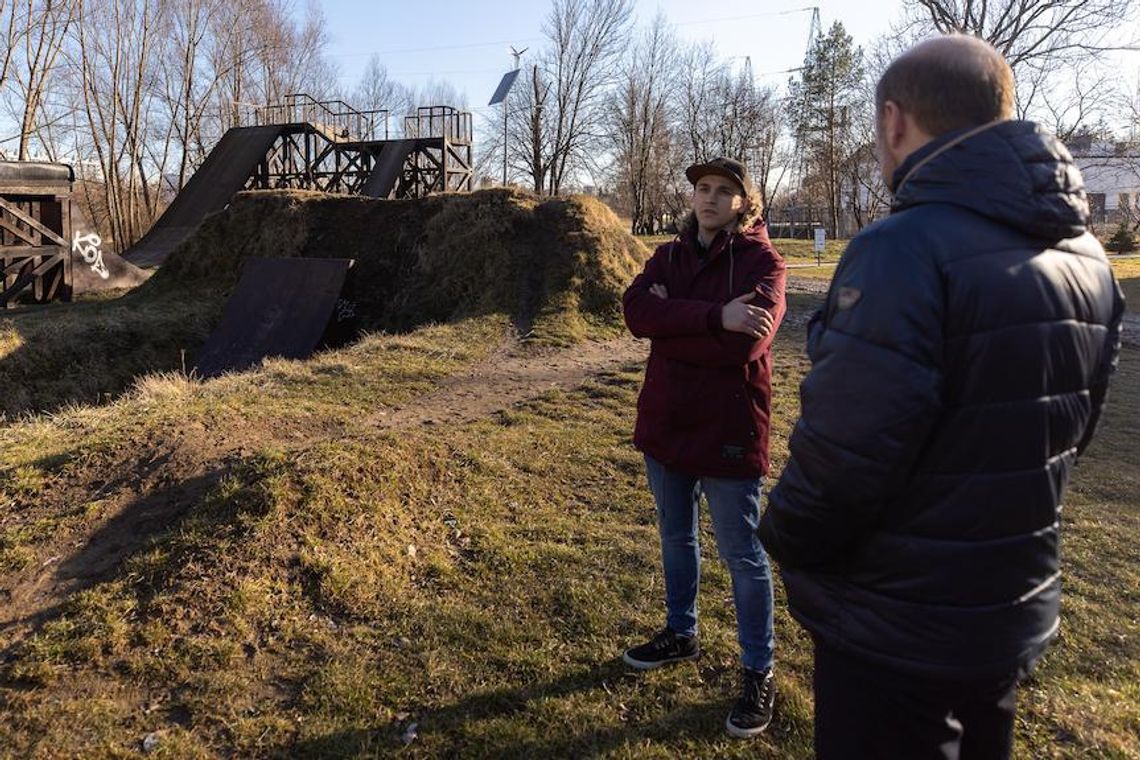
[685,156,752,195]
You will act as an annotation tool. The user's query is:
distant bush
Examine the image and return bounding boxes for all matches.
[1105,222,1136,253]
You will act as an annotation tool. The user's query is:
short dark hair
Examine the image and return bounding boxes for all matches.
[875,35,1014,136]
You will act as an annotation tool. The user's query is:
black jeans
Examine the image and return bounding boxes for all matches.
[813,642,1020,760]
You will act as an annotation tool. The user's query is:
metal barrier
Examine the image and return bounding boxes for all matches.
[403,106,472,143]
[254,93,389,142]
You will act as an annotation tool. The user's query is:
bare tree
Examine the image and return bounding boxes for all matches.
[608,14,677,233]
[1034,59,1117,141]
[899,0,1137,123]
[205,0,328,132]
[677,41,720,162]
[353,54,413,136]
[0,0,78,160]
[750,89,789,217]
[161,0,230,189]
[844,103,891,230]
[73,0,170,249]
[713,63,785,214]
[517,0,633,195]
[1,0,19,92]
[902,0,1136,72]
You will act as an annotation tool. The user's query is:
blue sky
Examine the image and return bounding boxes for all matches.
[310,0,910,112]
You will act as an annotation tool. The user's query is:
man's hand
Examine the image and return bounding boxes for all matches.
[721,291,774,338]
[650,283,669,299]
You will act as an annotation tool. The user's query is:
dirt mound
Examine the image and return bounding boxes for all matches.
[0,189,647,417]
[149,188,647,343]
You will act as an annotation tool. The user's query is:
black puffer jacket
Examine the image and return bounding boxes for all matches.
[758,121,1125,681]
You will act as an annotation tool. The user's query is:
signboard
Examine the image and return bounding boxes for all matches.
[813,227,826,252]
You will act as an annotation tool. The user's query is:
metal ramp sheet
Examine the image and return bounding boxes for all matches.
[193,256,355,378]
[124,126,283,268]
[362,139,416,198]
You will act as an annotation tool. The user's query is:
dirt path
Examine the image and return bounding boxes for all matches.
[367,335,647,430]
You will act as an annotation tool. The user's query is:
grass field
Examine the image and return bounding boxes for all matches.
[0,280,1136,757]
[638,237,1140,293]
[1109,256,1140,306]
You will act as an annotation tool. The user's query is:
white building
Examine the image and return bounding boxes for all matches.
[1071,139,1140,229]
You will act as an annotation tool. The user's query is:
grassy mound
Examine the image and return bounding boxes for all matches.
[153,188,645,342]
[0,189,646,418]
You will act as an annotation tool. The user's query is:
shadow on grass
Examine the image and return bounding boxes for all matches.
[276,659,794,759]
[0,291,218,418]
[0,460,231,662]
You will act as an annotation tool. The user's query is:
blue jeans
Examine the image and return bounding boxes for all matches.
[645,454,775,672]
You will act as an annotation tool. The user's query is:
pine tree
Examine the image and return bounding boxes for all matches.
[1106,221,1136,253]
[788,22,865,238]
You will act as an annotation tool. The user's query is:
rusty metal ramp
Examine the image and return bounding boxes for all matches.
[193,257,357,379]
[123,126,283,268]
[361,139,416,198]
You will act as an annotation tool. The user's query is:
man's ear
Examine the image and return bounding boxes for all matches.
[881,100,906,155]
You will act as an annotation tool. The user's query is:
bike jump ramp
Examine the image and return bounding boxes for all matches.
[122,128,427,269]
[360,139,416,198]
[192,257,357,379]
[123,126,284,269]
[70,202,150,295]
[0,160,148,300]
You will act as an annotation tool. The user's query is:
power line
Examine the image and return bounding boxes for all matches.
[324,37,543,60]
[323,6,817,62]
[388,67,503,77]
[669,6,820,27]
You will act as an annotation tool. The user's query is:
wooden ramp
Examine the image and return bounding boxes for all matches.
[123,126,283,268]
[193,257,356,379]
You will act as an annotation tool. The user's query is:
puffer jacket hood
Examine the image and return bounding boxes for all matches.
[892,120,1089,240]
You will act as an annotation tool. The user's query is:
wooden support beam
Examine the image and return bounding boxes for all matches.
[0,196,66,246]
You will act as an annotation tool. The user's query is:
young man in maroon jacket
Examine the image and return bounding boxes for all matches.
[621,157,787,738]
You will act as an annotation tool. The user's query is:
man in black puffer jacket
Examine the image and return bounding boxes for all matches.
[758,35,1125,760]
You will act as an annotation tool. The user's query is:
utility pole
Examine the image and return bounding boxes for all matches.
[503,46,527,186]
[489,47,526,187]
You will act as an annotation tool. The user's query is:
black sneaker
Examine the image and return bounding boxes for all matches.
[726,666,775,738]
[622,628,700,670]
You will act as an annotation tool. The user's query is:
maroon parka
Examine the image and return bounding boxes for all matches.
[623,221,787,479]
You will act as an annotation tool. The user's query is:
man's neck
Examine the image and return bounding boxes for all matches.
[697,225,727,248]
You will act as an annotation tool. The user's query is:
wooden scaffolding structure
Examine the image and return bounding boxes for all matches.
[247,96,473,197]
[0,162,72,308]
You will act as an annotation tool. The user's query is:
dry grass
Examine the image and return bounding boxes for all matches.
[1109,256,1139,309]
[0,281,1135,758]
[0,208,1133,757]
[156,189,645,340]
[0,294,220,419]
